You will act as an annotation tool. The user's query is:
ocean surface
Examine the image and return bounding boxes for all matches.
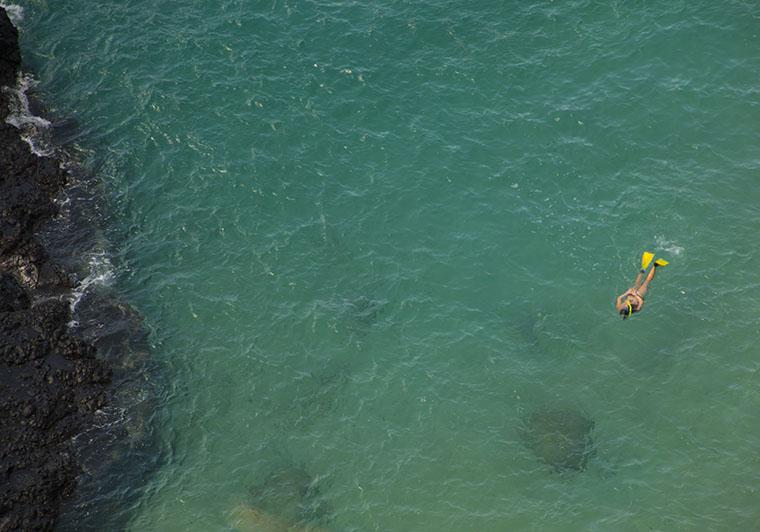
[9,1,760,530]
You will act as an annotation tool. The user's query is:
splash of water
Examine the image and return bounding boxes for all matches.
[2,73,55,157]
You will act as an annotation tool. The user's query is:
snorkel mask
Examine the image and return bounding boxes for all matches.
[620,299,633,320]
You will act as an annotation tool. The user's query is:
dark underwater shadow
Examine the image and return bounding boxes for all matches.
[341,294,388,337]
[249,462,331,527]
[295,362,350,431]
[507,307,546,349]
[270,358,353,436]
[519,406,596,474]
[228,457,333,532]
[56,284,165,532]
[31,125,165,531]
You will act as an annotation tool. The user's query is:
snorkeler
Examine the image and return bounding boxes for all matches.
[616,251,668,319]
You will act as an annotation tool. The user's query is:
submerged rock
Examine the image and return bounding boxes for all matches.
[347,296,385,328]
[229,503,329,532]
[522,408,595,472]
[286,363,349,432]
[512,309,545,347]
[0,8,153,530]
[246,465,331,528]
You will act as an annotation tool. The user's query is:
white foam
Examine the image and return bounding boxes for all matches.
[655,235,685,256]
[0,3,24,25]
[2,72,54,157]
[0,68,114,328]
[68,251,115,326]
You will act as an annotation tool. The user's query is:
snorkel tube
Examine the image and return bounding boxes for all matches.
[620,300,632,320]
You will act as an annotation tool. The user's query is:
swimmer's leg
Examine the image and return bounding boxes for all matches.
[632,269,645,289]
[637,265,657,297]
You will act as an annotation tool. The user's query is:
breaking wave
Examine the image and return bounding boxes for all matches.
[2,73,54,157]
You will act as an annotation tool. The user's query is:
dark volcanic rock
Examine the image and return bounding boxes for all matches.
[0,121,67,258]
[0,272,29,311]
[0,9,20,89]
[0,294,112,531]
[0,7,114,531]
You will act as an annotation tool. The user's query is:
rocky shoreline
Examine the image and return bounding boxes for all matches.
[0,7,144,530]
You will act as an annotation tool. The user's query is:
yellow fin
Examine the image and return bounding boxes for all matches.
[654,258,669,267]
[641,251,655,269]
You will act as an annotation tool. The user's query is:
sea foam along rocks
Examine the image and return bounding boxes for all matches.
[0,6,113,531]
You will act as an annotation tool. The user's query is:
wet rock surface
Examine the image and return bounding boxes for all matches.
[0,9,20,92]
[0,8,121,530]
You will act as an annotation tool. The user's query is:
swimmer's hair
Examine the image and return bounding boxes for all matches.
[620,307,630,319]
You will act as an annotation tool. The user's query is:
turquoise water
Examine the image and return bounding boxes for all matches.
[12,0,760,529]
